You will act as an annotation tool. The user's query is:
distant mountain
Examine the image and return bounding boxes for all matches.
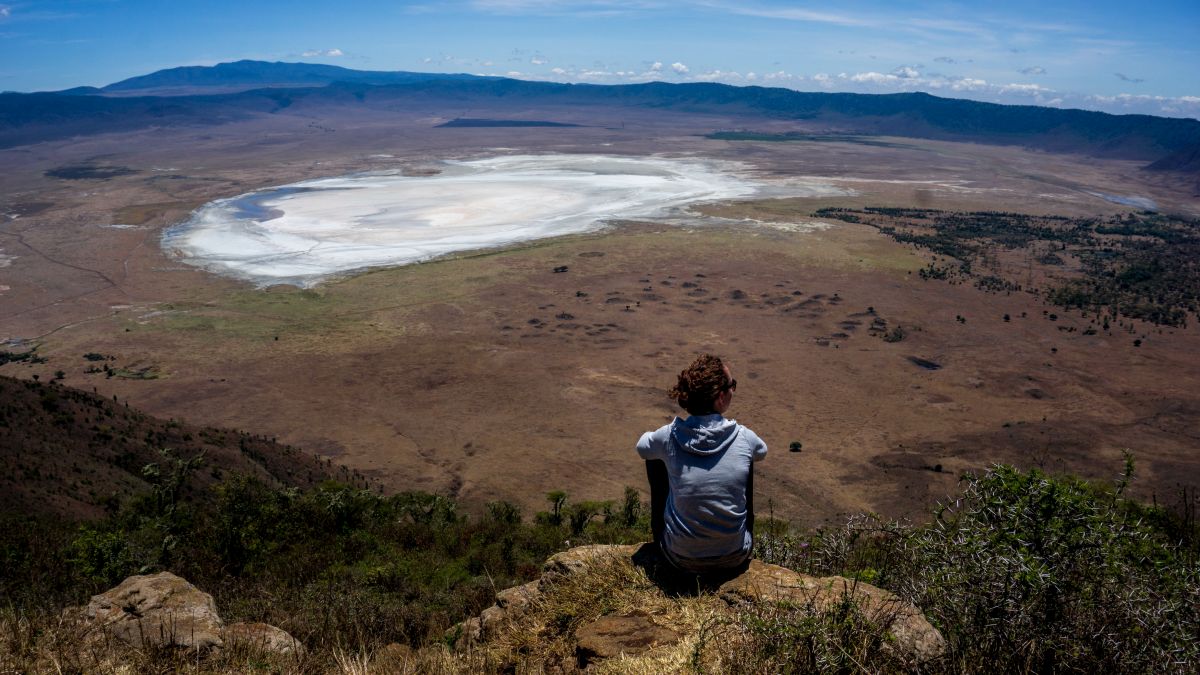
[100,59,487,95]
[1145,141,1200,172]
[53,85,103,95]
[0,375,349,519]
[3,60,1199,171]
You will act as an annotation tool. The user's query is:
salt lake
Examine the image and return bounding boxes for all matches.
[163,154,840,286]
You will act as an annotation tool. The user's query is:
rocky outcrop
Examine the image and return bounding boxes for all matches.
[456,543,946,669]
[718,559,946,665]
[541,544,641,584]
[74,572,225,650]
[65,571,300,657]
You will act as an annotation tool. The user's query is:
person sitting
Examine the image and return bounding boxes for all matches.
[636,354,768,576]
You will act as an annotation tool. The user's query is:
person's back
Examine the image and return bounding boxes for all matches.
[636,354,767,573]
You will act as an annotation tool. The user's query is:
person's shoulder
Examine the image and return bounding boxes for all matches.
[647,420,675,440]
[736,424,768,456]
[636,420,676,457]
[734,422,762,442]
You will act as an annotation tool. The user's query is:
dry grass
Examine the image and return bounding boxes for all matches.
[453,549,720,672]
[0,610,318,674]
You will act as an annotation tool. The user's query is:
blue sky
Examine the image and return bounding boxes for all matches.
[2,1,1198,118]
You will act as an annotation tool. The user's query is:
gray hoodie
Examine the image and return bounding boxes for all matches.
[636,414,768,571]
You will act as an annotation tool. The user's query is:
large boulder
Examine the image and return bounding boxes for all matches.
[76,571,225,650]
[541,544,641,584]
[65,571,301,662]
[450,545,644,646]
[718,559,946,665]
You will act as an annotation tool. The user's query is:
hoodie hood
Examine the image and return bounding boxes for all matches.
[670,414,740,456]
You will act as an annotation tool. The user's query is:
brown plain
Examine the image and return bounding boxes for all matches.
[2,107,1198,525]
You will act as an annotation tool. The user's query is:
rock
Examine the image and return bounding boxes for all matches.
[717,559,823,604]
[575,612,680,667]
[77,571,224,650]
[718,560,945,664]
[479,605,508,635]
[223,621,303,656]
[468,579,543,641]
[450,548,632,647]
[495,580,540,614]
[447,616,483,646]
[541,544,640,584]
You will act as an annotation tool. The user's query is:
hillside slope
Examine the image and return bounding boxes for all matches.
[0,375,352,519]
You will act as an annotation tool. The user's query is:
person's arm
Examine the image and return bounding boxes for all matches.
[747,430,765,538]
[746,463,754,536]
[645,459,668,544]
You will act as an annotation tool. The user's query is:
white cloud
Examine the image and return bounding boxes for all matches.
[671,61,689,74]
[891,65,920,79]
[944,77,987,91]
[1019,66,1046,75]
[531,55,548,65]
[1083,92,1200,117]
[302,48,344,58]
[0,6,10,19]
[850,71,896,85]
[551,67,566,74]
[696,69,743,81]
[650,61,663,72]
[997,82,1050,94]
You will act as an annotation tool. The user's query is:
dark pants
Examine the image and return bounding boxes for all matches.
[631,541,751,595]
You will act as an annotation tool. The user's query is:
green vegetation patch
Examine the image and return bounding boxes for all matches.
[0,349,47,366]
[819,207,1200,326]
[757,460,1199,673]
[113,201,193,226]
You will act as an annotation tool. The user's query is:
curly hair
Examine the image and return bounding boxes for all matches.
[668,354,732,416]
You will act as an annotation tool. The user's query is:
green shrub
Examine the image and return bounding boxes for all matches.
[910,464,1198,672]
[66,528,137,587]
[757,463,1200,673]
